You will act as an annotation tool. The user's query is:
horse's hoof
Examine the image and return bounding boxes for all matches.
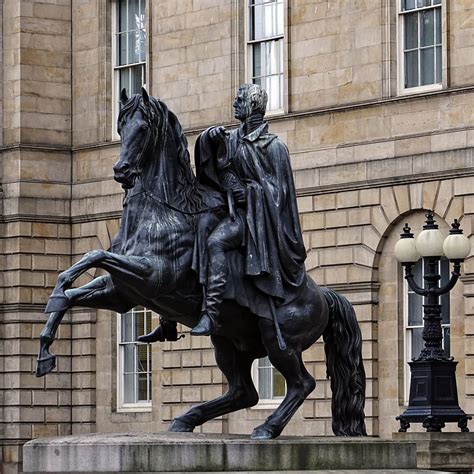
[36,354,56,377]
[168,418,194,432]
[45,295,69,313]
[251,425,277,440]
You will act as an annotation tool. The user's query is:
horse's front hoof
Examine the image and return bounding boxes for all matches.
[36,354,56,377]
[45,295,69,313]
[251,425,278,440]
[168,418,195,433]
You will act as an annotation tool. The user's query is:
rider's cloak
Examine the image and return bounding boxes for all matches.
[193,122,307,318]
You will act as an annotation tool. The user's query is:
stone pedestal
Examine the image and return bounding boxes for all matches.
[23,432,418,473]
[393,432,474,472]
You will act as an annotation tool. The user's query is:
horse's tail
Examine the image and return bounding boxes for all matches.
[321,287,367,436]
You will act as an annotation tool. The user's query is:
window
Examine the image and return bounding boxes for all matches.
[252,356,286,406]
[404,259,450,401]
[247,0,284,111]
[117,306,152,410]
[113,0,146,134]
[399,0,442,92]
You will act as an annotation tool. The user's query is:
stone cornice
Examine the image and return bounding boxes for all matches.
[297,164,474,197]
[324,282,380,294]
[0,143,71,154]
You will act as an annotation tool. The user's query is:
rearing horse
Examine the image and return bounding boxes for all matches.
[36,89,366,439]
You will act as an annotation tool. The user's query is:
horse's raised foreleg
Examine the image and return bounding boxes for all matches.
[37,275,133,377]
[251,319,316,440]
[46,250,153,313]
[169,335,259,432]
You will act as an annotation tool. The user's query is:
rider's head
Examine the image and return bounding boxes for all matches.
[233,84,268,121]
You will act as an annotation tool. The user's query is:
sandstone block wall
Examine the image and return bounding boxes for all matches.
[1,1,474,471]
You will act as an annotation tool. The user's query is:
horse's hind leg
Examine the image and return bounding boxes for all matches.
[252,320,316,440]
[37,275,131,377]
[169,335,259,432]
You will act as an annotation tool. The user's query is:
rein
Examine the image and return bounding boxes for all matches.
[127,183,225,216]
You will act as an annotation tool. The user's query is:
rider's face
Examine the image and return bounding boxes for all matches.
[233,90,252,121]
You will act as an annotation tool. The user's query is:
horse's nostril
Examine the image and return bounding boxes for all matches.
[113,162,130,174]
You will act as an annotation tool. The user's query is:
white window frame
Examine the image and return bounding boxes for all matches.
[397,0,444,96]
[112,0,147,140]
[403,259,450,403]
[245,0,287,116]
[251,356,286,409]
[117,307,153,412]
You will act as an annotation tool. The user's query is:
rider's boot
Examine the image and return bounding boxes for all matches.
[190,257,226,336]
[137,318,180,343]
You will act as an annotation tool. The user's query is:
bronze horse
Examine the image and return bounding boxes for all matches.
[36,89,366,439]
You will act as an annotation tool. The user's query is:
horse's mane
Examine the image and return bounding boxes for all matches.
[118,94,204,213]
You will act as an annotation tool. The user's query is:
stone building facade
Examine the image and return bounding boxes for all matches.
[0,1,473,472]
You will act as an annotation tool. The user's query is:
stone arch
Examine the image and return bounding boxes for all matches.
[365,180,463,281]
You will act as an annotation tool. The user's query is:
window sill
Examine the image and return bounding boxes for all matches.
[398,83,443,97]
[266,108,286,118]
[116,404,152,413]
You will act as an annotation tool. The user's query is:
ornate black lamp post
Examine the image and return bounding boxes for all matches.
[394,212,472,432]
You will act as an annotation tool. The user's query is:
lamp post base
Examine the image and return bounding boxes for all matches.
[397,359,471,432]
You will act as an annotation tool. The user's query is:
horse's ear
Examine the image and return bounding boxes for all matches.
[141,87,150,107]
[120,88,128,105]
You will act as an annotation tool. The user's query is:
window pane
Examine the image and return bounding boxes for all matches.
[443,326,450,358]
[405,13,418,50]
[121,312,133,342]
[405,50,419,87]
[408,292,423,326]
[273,370,285,397]
[420,9,435,47]
[118,0,127,32]
[435,45,442,83]
[137,344,149,372]
[139,30,146,62]
[123,344,135,372]
[250,1,283,40]
[138,373,148,401]
[258,366,272,399]
[417,0,431,7]
[128,0,140,30]
[123,373,136,403]
[403,0,416,11]
[145,310,152,334]
[117,33,127,66]
[267,74,282,110]
[411,327,424,360]
[252,40,282,77]
[435,8,441,44]
[420,47,435,85]
[128,31,140,64]
[433,0,441,4]
[440,259,450,324]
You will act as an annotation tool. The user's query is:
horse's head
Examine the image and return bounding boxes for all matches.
[114,87,159,189]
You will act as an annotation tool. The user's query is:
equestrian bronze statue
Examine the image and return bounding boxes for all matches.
[36,85,366,439]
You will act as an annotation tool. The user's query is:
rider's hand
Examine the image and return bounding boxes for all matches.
[209,126,228,145]
[233,188,247,205]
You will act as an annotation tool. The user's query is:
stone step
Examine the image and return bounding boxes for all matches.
[23,432,418,473]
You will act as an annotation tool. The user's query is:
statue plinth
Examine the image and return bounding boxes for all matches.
[23,432,417,472]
